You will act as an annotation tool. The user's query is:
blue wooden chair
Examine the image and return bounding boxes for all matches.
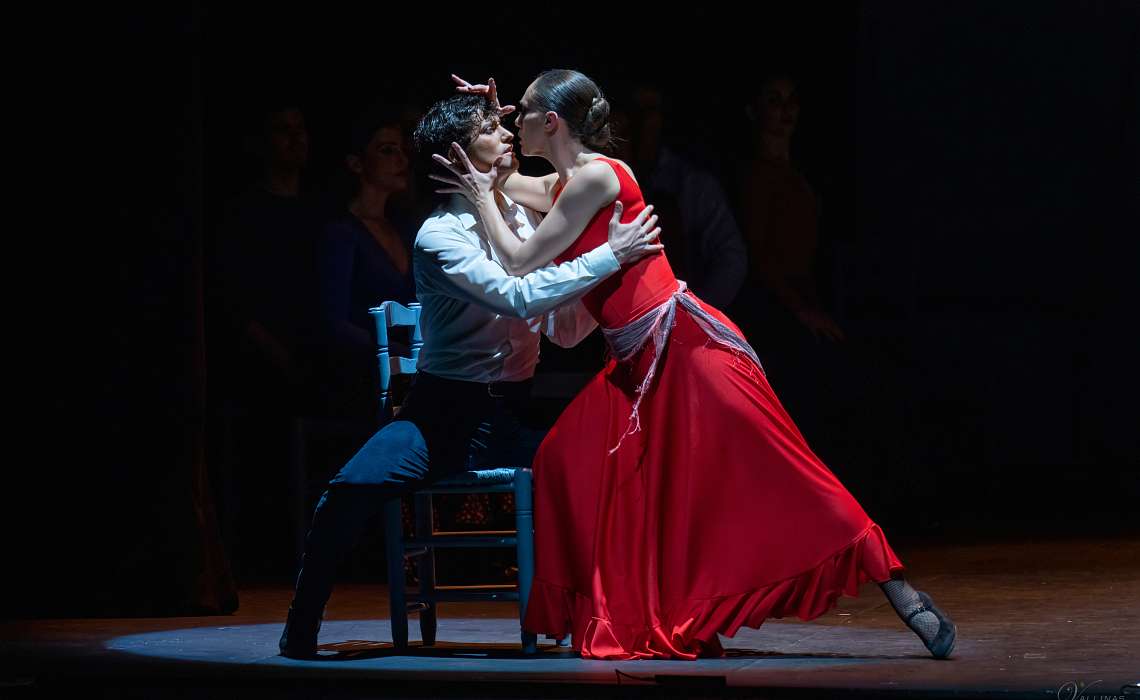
[369,300,543,654]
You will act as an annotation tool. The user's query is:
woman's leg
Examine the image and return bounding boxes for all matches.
[879,572,957,658]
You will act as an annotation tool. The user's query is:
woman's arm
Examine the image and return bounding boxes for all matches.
[499,171,560,213]
[434,146,622,276]
[483,162,619,274]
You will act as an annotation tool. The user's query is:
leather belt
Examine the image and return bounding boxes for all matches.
[415,371,532,400]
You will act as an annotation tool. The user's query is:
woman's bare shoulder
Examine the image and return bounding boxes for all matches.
[564,158,622,197]
[593,156,638,185]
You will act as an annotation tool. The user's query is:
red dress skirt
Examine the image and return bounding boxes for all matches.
[521,157,904,660]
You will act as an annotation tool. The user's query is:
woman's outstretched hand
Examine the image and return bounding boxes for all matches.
[429,142,501,205]
[451,74,516,118]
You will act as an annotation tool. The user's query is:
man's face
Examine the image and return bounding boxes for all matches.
[753,78,799,137]
[464,110,515,172]
[266,107,308,169]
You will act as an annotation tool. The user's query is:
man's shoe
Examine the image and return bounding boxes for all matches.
[278,605,322,659]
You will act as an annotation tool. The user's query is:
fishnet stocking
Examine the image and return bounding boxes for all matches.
[880,576,942,645]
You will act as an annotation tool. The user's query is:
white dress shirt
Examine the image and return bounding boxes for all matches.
[414,192,619,383]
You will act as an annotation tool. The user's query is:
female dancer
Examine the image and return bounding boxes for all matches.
[434,70,957,661]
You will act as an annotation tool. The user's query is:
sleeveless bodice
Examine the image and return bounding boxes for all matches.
[552,157,678,328]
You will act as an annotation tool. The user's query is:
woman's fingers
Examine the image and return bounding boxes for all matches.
[446,143,473,173]
[451,142,476,171]
[452,74,491,95]
[428,173,461,186]
[431,153,465,177]
[431,152,457,168]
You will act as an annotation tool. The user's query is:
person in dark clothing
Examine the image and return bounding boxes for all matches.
[610,87,747,309]
[213,103,323,576]
[315,106,418,421]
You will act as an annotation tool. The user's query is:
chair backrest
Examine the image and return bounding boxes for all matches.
[368,301,423,418]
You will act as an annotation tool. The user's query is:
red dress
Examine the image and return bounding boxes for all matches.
[521,157,905,660]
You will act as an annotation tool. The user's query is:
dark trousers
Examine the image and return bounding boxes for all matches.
[289,371,544,615]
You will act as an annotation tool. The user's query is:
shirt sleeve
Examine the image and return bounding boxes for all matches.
[541,300,599,348]
[415,218,620,319]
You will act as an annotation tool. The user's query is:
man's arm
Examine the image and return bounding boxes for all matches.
[416,220,619,320]
[541,300,598,348]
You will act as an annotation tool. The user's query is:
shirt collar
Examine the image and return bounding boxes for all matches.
[442,192,524,235]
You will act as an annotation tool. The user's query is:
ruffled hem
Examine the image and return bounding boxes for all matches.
[522,522,904,660]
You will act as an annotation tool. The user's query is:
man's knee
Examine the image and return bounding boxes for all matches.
[329,420,431,488]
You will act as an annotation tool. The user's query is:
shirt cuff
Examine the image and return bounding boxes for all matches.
[585,242,621,275]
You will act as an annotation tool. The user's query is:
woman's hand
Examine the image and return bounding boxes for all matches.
[429,141,501,205]
[451,74,516,118]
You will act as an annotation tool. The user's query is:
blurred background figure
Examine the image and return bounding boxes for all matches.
[314,104,417,422]
[734,73,845,345]
[727,73,864,498]
[212,101,324,577]
[217,102,321,407]
[610,86,747,309]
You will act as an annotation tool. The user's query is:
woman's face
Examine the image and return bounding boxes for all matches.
[513,82,548,158]
[463,111,515,172]
[355,126,409,193]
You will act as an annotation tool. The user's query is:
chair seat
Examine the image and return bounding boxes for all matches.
[431,467,521,488]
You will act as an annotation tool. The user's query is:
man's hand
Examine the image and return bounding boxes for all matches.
[451,74,516,118]
[607,201,663,266]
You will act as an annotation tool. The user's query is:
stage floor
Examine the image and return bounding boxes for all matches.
[3,534,1138,699]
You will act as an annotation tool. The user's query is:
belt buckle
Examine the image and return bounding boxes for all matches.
[487,381,505,398]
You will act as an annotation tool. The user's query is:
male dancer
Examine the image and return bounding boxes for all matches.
[279,92,663,658]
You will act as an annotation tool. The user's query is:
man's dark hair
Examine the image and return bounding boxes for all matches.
[413,93,491,158]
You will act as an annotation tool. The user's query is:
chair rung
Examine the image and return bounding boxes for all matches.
[404,535,517,548]
[418,484,516,494]
[431,529,515,537]
[406,586,520,603]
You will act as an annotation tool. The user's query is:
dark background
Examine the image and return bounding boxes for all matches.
[11,1,1138,617]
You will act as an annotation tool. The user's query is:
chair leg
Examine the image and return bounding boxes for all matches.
[414,492,437,646]
[383,498,408,650]
[514,469,538,654]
